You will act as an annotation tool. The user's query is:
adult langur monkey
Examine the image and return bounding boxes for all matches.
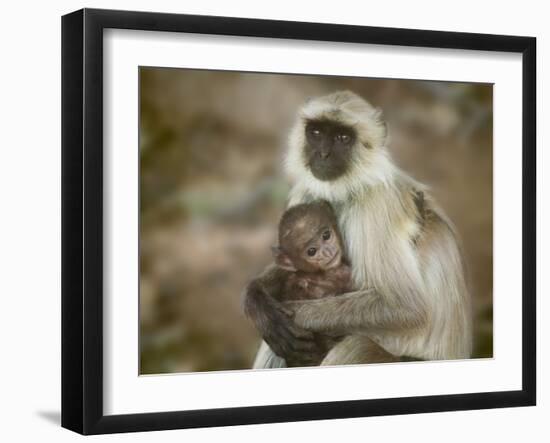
[247,90,472,368]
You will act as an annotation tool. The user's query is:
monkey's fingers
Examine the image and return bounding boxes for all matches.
[269,309,312,338]
[267,326,315,357]
[265,333,304,359]
[290,340,321,355]
[276,304,295,318]
[287,323,316,341]
[286,327,321,351]
[277,325,312,346]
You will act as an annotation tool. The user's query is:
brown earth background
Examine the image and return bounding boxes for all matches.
[139,67,493,374]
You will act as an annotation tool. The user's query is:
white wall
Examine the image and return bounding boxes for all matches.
[0,1,546,441]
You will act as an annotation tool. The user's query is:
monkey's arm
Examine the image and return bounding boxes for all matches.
[243,265,326,364]
[283,189,432,336]
[284,287,428,335]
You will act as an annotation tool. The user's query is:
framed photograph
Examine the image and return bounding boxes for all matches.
[61,8,536,435]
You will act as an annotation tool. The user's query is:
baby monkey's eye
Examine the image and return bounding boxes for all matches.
[322,230,331,240]
[307,247,317,257]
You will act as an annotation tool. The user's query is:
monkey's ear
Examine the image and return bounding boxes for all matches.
[271,246,297,272]
[382,120,389,144]
[374,107,389,145]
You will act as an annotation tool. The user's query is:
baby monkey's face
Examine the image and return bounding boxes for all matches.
[284,217,343,272]
[300,224,342,271]
[275,201,345,273]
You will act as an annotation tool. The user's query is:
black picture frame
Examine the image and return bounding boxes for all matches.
[61,8,536,435]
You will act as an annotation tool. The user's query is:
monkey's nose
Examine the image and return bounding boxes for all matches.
[319,149,330,159]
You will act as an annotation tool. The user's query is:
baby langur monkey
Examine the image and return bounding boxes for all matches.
[244,201,352,367]
[272,201,353,301]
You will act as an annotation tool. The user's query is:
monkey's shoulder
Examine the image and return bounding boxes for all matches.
[406,187,458,246]
[246,264,289,296]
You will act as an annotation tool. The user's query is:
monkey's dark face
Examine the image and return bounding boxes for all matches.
[304,119,356,181]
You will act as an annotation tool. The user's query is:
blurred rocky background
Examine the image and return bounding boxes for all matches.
[139,67,493,374]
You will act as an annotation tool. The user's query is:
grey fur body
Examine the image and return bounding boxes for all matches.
[254,91,472,366]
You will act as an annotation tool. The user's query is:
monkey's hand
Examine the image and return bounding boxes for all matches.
[282,292,362,334]
[243,280,325,364]
[284,287,428,334]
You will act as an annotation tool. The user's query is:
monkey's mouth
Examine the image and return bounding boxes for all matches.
[325,251,341,268]
[307,155,348,181]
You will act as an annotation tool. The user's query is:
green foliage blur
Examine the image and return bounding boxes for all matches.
[139,68,493,374]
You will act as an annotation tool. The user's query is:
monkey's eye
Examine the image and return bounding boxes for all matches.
[322,230,331,240]
[309,127,321,137]
[307,247,317,257]
[335,133,351,144]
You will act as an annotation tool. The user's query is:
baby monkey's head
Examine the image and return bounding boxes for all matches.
[272,201,344,273]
